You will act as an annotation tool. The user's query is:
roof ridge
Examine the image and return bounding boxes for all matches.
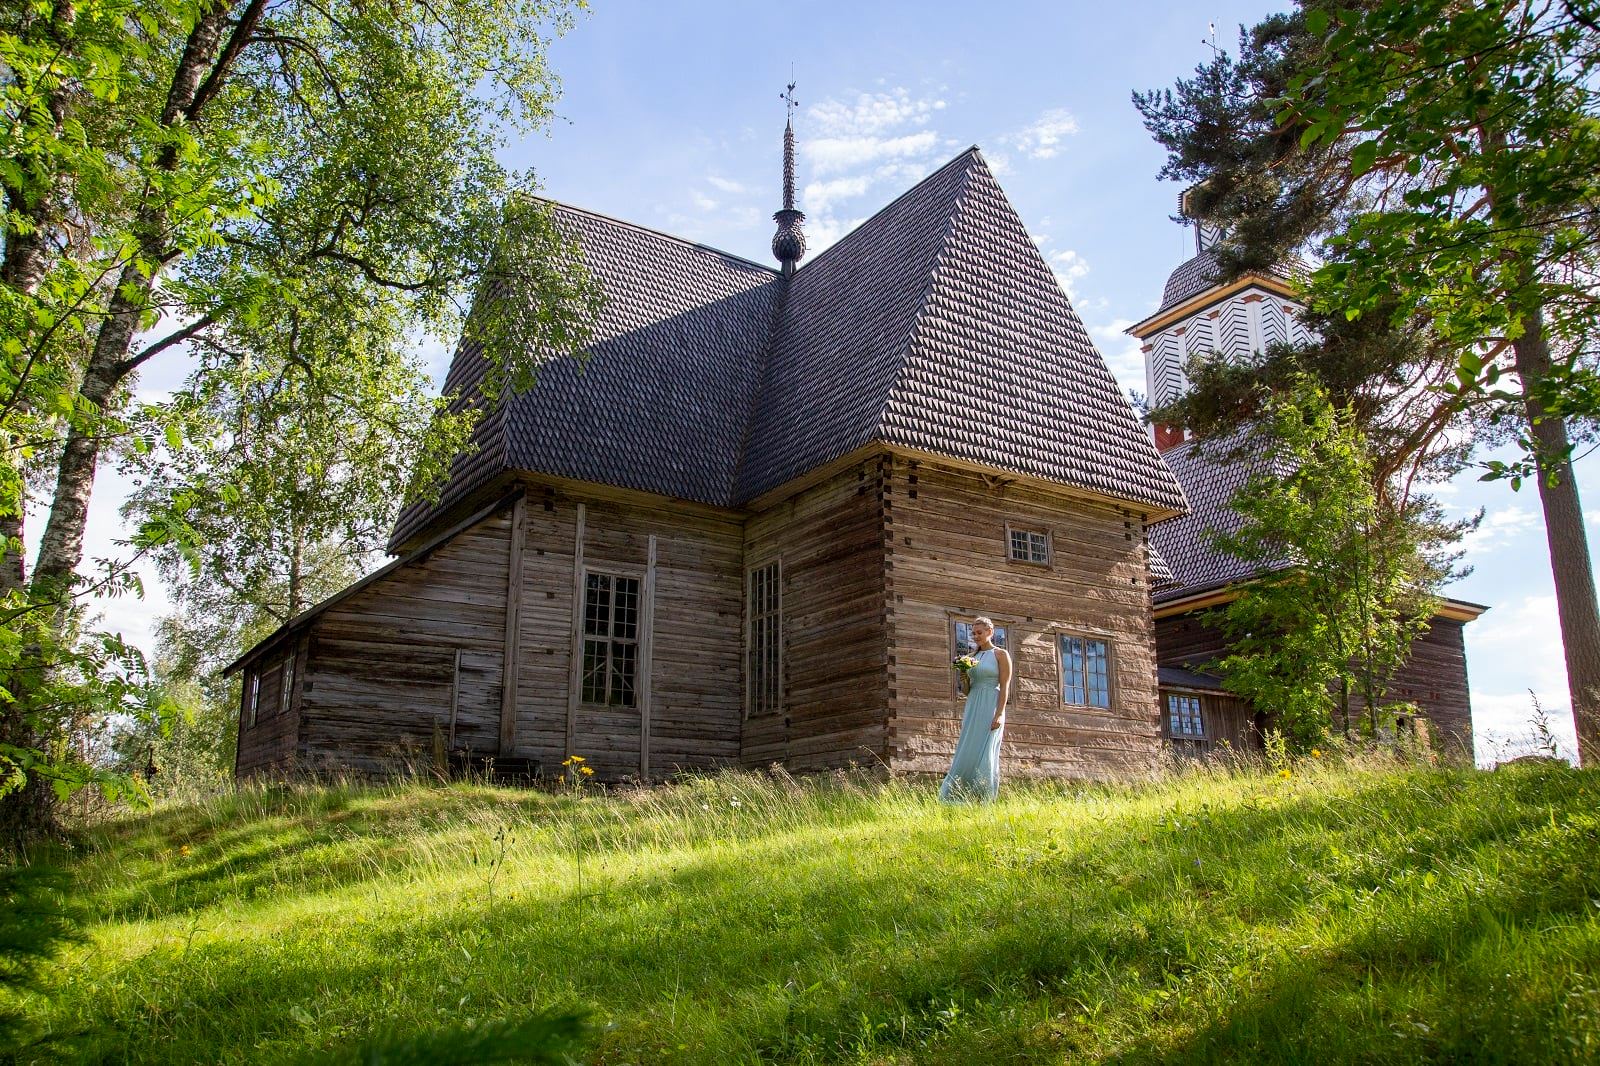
[538,196,780,275]
[866,153,982,441]
[790,146,983,279]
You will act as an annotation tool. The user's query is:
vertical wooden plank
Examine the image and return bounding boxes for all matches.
[565,502,587,759]
[448,648,462,748]
[499,494,527,754]
[640,534,657,782]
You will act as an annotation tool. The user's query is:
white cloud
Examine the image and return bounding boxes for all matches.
[804,130,941,178]
[808,88,946,138]
[1463,592,1580,764]
[1047,248,1090,301]
[1461,504,1536,557]
[705,175,746,194]
[791,88,951,254]
[690,190,718,212]
[1001,108,1080,160]
[802,175,872,216]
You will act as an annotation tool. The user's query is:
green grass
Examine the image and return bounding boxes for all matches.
[23,755,1600,1063]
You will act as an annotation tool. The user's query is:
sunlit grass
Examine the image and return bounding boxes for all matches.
[30,754,1600,1063]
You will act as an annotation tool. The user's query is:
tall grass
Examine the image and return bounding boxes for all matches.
[22,754,1600,1063]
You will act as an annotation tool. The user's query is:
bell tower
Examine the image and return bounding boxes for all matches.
[1127,186,1311,453]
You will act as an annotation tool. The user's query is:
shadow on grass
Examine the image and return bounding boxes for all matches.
[49,763,1600,1064]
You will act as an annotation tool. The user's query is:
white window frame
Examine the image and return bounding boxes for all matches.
[746,559,782,718]
[1166,693,1205,739]
[280,651,296,716]
[1005,523,1052,566]
[246,671,261,727]
[1057,632,1113,709]
[579,568,642,709]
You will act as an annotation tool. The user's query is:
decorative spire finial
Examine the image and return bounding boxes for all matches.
[772,80,806,276]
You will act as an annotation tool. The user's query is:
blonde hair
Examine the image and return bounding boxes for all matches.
[973,616,994,628]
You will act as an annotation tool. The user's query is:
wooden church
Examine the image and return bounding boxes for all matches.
[229,121,1485,781]
[229,119,1189,782]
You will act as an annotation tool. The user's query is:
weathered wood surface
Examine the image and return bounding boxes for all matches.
[297,506,513,773]
[235,637,306,777]
[741,459,887,771]
[1155,610,1474,758]
[885,457,1163,781]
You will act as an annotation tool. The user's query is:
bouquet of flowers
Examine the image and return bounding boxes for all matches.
[951,654,979,678]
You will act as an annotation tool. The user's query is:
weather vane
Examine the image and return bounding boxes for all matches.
[1201,20,1222,58]
[781,80,798,122]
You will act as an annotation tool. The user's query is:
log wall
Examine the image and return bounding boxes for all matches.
[298,508,513,773]
[1154,608,1474,758]
[740,459,889,770]
[509,486,745,780]
[234,635,305,777]
[885,458,1163,780]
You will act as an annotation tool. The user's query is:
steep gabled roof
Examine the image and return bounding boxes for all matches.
[393,148,1186,551]
[392,207,781,548]
[876,156,1183,513]
[732,150,972,501]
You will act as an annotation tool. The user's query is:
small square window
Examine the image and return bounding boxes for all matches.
[1007,527,1050,564]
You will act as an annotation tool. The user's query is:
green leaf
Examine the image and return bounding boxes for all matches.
[1350,139,1379,177]
[1305,8,1329,35]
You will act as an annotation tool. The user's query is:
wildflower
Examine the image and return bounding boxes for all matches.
[579,766,594,777]
[179,845,191,857]
[1278,768,1292,779]
[1311,748,1323,758]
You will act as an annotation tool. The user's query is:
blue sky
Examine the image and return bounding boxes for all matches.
[82,0,1593,762]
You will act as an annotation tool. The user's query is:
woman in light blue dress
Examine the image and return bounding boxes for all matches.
[940,616,1012,802]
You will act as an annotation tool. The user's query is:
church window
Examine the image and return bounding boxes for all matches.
[1060,634,1112,708]
[1167,694,1204,738]
[1007,526,1051,565]
[747,561,782,717]
[581,571,640,708]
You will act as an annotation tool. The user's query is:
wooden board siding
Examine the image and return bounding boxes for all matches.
[1156,609,1473,758]
[298,507,513,773]
[1388,618,1473,759]
[234,642,301,777]
[513,487,745,780]
[1158,687,1258,756]
[885,458,1163,781]
[741,460,889,771]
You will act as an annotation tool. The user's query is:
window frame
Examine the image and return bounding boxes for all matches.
[279,651,296,716]
[947,614,1013,699]
[1165,692,1206,740]
[1004,523,1052,567]
[246,671,261,727]
[579,567,643,710]
[1055,631,1114,710]
[745,559,783,719]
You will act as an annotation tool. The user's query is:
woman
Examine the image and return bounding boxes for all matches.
[940,616,1011,802]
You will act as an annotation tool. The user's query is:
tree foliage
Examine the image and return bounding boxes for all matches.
[0,0,600,843]
[1210,379,1458,750]
[1135,0,1600,765]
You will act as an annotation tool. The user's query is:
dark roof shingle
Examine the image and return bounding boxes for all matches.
[1147,429,1289,602]
[394,148,1186,550]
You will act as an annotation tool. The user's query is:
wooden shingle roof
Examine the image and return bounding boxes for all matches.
[392,148,1185,551]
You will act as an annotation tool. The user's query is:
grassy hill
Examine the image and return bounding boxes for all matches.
[21,756,1600,1063]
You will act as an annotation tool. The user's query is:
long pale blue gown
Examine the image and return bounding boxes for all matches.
[940,646,1004,802]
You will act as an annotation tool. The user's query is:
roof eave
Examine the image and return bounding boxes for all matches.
[1127,273,1301,339]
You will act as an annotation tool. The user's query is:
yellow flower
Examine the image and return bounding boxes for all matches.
[1311,749,1323,758]
[1278,768,1292,779]
[579,766,594,777]
[179,845,191,857]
